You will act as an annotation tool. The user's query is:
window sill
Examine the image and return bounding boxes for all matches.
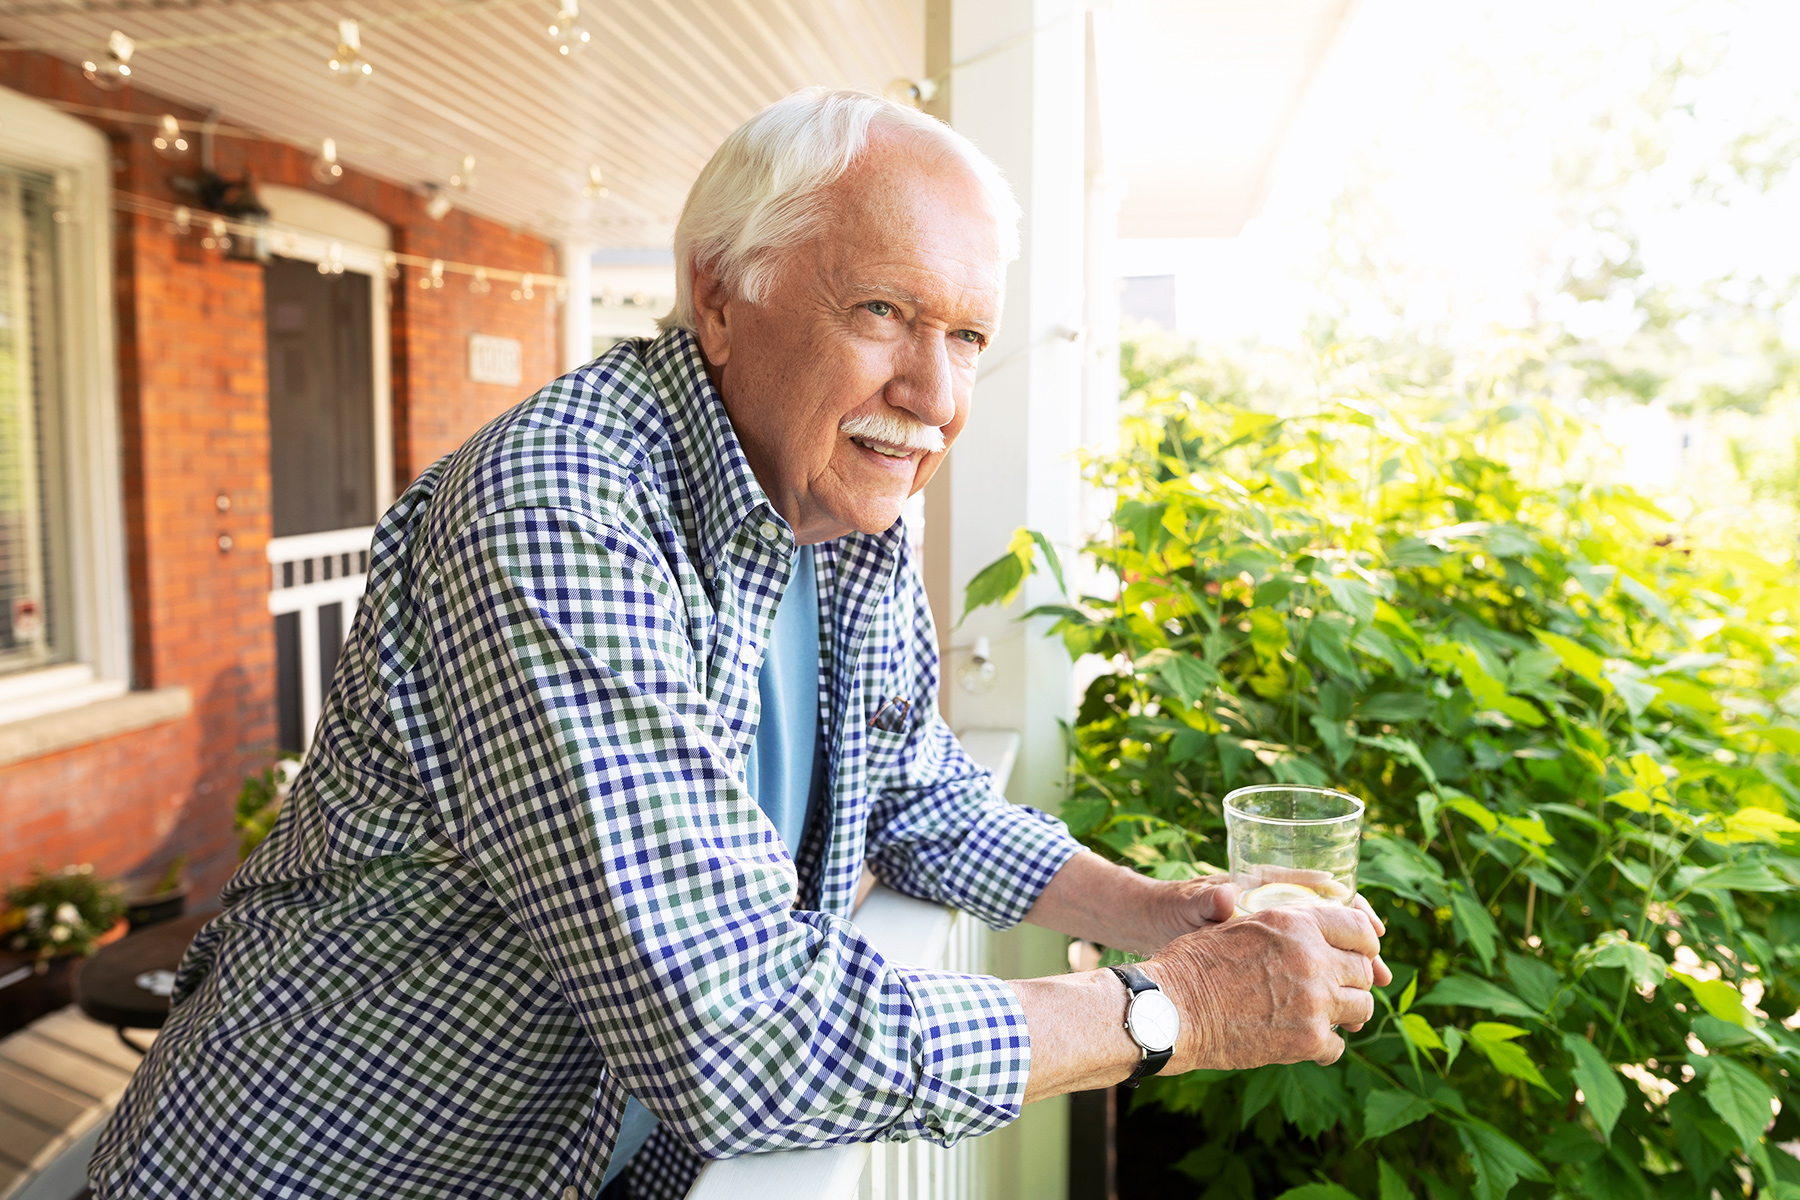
[0,687,193,769]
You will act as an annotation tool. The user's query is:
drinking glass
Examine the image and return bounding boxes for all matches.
[1223,785,1365,914]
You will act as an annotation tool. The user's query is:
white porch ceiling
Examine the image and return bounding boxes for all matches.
[0,0,925,248]
[0,0,1352,248]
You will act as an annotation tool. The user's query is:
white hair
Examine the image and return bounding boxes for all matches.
[658,87,1021,335]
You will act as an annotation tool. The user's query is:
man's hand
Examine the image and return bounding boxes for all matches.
[1143,902,1393,1070]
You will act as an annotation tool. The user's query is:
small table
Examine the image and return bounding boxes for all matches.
[75,911,212,1053]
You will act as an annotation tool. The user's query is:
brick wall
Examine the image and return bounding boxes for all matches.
[0,52,561,901]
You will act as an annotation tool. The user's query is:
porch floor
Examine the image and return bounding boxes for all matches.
[0,1006,153,1200]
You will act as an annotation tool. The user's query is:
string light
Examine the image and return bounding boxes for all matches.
[317,241,346,275]
[546,2,590,57]
[152,113,189,158]
[448,154,476,192]
[423,184,452,220]
[82,30,134,90]
[470,267,490,294]
[117,191,562,299]
[584,164,608,199]
[328,19,372,83]
[883,77,939,109]
[311,137,343,184]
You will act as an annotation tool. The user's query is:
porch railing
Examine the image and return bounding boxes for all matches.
[686,730,1021,1200]
[266,526,373,751]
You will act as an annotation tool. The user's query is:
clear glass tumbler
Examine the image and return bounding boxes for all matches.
[1223,785,1365,915]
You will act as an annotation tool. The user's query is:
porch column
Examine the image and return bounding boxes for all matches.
[561,240,592,371]
[921,2,1089,1198]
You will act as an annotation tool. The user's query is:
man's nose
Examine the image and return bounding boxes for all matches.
[885,332,958,429]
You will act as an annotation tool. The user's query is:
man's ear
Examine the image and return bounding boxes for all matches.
[691,263,733,368]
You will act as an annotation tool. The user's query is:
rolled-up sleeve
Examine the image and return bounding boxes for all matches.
[427,507,1030,1154]
[862,570,1084,930]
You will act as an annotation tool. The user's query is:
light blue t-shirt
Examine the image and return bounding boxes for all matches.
[601,546,821,1189]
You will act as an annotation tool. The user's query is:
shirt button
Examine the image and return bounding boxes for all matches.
[758,520,781,541]
[702,560,715,578]
[563,1188,577,1200]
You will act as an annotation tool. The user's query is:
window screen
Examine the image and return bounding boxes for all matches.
[0,166,71,677]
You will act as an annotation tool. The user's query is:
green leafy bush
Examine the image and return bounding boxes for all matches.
[970,349,1800,1198]
[236,754,300,859]
[3,864,124,964]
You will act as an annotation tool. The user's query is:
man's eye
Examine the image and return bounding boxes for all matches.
[865,300,896,318]
[953,330,986,349]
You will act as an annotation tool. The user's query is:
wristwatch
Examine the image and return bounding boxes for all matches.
[1109,964,1178,1087]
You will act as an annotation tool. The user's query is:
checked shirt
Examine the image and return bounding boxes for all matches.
[90,330,1083,1199]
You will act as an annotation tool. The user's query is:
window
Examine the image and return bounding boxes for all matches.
[0,167,71,677]
[0,86,127,726]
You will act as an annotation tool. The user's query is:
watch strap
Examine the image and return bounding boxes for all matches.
[1109,964,1174,1087]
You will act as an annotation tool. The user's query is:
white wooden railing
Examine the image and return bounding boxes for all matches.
[267,526,373,750]
[687,730,1020,1200]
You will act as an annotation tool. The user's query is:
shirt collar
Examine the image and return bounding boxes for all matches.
[643,329,782,566]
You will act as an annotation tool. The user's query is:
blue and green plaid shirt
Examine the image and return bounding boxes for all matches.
[91,331,1081,1199]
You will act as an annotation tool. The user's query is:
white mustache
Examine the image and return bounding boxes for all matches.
[839,410,946,454]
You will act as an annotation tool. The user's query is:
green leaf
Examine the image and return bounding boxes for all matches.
[1690,861,1789,892]
[959,548,1027,622]
[1540,1122,1605,1164]
[1377,1157,1411,1200]
[1450,891,1499,972]
[1417,975,1537,1020]
[1442,796,1499,833]
[1058,797,1106,836]
[1272,1186,1359,1200]
[1139,648,1221,706]
[1400,1013,1444,1051]
[1442,1025,1464,1072]
[1535,630,1605,687]
[1468,1024,1555,1093]
[1250,607,1288,659]
[1363,1089,1433,1140]
[1721,807,1800,844]
[1026,530,1066,595]
[1562,1033,1626,1142]
[1457,1120,1550,1200]
[1672,971,1753,1027]
[1398,972,1418,1014]
[1703,1056,1777,1181]
[1275,1060,1353,1137]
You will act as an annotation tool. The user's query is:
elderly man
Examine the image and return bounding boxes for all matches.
[90,90,1387,1200]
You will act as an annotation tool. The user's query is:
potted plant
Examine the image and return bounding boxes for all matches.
[0,864,126,1036]
[122,854,188,931]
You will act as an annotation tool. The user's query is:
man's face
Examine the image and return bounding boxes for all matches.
[691,138,1005,544]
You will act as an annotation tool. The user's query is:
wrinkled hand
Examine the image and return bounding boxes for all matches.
[1142,901,1392,1070]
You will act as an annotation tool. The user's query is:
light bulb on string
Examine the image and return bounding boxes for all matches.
[418,259,445,290]
[152,113,189,159]
[584,164,608,199]
[470,267,490,294]
[882,77,938,109]
[547,2,590,56]
[167,205,192,236]
[512,273,535,301]
[328,19,373,83]
[317,242,345,275]
[955,637,997,694]
[383,251,399,281]
[82,30,134,91]
[202,215,231,253]
[423,184,452,220]
[448,155,476,192]
[311,138,343,184]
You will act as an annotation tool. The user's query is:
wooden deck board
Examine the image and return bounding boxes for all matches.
[0,1006,152,1200]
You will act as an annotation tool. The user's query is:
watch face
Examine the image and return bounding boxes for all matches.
[1127,989,1180,1054]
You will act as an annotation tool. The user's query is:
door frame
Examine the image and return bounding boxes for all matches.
[257,184,393,514]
